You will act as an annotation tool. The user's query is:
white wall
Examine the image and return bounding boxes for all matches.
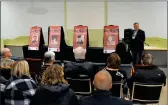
[67,2,104,29]
[1,2,64,41]
[108,2,167,39]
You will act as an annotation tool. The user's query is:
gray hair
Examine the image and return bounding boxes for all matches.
[1,48,10,56]
[43,51,55,63]
[73,47,86,60]
[141,53,153,65]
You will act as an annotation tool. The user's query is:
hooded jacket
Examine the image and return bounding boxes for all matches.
[30,83,78,105]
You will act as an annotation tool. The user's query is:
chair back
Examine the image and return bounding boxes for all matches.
[120,64,134,79]
[111,81,123,98]
[67,77,92,95]
[92,62,106,71]
[0,68,11,80]
[26,58,42,74]
[131,82,163,104]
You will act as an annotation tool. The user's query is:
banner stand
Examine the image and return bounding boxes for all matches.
[73,25,89,52]
[103,25,119,53]
[28,26,45,51]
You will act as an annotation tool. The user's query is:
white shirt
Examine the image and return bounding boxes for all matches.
[132,30,138,39]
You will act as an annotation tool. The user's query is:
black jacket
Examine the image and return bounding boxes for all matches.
[130,29,145,51]
[128,65,167,89]
[64,60,98,80]
[79,90,133,105]
[30,83,78,105]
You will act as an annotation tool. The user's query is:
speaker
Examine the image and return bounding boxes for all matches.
[124,29,133,43]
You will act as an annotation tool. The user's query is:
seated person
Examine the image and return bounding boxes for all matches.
[4,60,37,105]
[41,51,55,73]
[64,47,98,80]
[0,73,8,105]
[79,70,132,105]
[30,64,78,105]
[128,53,167,89]
[104,53,126,82]
[115,43,133,64]
[0,48,14,68]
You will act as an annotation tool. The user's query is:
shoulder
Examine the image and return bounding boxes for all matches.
[112,97,133,105]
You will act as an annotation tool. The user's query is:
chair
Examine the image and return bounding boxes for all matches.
[66,77,92,95]
[131,82,163,104]
[0,68,11,80]
[120,64,134,79]
[110,81,123,98]
[26,58,42,83]
[92,62,106,71]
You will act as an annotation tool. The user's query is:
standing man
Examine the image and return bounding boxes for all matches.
[130,22,145,65]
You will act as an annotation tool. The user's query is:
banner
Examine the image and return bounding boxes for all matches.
[104,25,119,53]
[28,26,41,50]
[48,26,61,52]
[73,25,88,52]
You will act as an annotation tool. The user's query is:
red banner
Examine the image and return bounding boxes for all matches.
[73,26,88,52]
[28,26,41,50]
[48,26,61,52]
[104,25,119,53]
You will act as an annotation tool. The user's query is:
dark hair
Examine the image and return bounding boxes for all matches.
[115,43,127,58]
[134,22,139,25]
[107,53,121,69]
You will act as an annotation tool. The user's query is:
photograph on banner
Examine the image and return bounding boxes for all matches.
[48,26,61,52]
[73,26,88,52]
[104,25,119,53]
[28,26,41,50]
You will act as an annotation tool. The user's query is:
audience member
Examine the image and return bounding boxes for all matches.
[41,51,55,72]
[0,48,14,68]
[0,73,8,105]
[30,64,78,105]
[104,53,126,81]
[4,60,37,105]
[79,70,132,105]
[115,43,133,64]
[64,47,98,80]
[128,53,167,89]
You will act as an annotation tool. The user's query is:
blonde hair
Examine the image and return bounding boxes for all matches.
[41,64,67,85]
[12,60,30,77]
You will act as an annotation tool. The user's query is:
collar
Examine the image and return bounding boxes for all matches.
[75,59,85,62]
[105,67,119,71]
[93,90,111,96]
[135,65,157,70]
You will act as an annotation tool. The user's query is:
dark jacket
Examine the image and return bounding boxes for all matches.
[64,60,98,80]
[128,65,167,89]
[104,68,126,82]
[130,29,145,51]
[79,90,133,105]
[30,83,78,105]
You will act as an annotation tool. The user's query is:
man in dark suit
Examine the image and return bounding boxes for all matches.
[130,22,146,65]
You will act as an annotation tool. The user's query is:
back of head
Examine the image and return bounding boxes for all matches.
[41,64,67,85]
[73,47,86,60]
[43,51,55,63]
[12,60,30,77]
[115,43,126,56]
[93,70,112,90]
[141,53,153,65]
[107,53,121,69]
[1,48,12,58]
